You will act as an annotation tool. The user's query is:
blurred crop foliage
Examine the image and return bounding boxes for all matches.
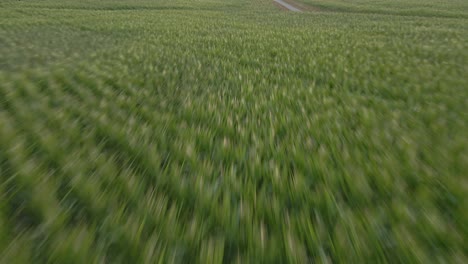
[0,0,467,263]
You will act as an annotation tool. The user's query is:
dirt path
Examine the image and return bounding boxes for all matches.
[273,0,302,12]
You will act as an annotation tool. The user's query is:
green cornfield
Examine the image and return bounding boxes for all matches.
[0,0,467,262]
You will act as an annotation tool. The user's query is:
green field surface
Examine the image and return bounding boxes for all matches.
[297,0,468,18]
[0,0,467,262]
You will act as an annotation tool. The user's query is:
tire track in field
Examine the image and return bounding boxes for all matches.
[273,0,302,12]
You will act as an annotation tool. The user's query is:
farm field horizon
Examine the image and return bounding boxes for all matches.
[0,0,467,262]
